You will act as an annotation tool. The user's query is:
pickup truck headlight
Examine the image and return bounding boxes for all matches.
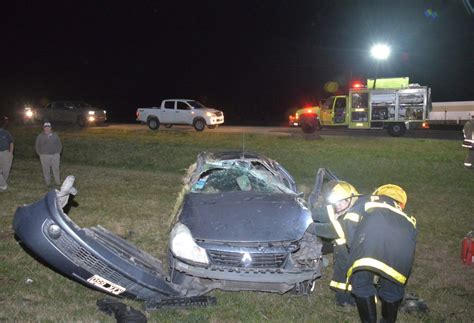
[170,223,209,265]
[88,111,95,115]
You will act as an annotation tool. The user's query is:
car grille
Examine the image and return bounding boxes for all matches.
[215,111,223,117]
[44,220,160,300]
[207,250,287,268]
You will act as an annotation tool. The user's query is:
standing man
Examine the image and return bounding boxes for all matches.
[0,117,14,191]
[36,122,62,186]
[344,184,417,323]
[462,115,473,169]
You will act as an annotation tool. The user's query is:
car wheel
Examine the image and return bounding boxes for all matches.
[164,124,173,128]
[193,118,206,131]
[301,118,318,134]
[147,117,160,130]
[387,123,406,137]
[207,124,218,129]
[77,116,86,128]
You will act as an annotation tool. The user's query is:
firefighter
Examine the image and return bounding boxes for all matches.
[462,115,473,169]
[344,184,417,323]
[307,180,364,306]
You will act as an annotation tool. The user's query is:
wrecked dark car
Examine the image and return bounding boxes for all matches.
[12,151,323,307]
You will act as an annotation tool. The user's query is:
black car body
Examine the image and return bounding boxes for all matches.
[12,151,323,303]
[22,101,107,126]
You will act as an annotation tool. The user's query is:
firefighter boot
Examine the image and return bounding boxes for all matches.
[354,295,377,323]
[335,291,355,307]
[380,298,401,323]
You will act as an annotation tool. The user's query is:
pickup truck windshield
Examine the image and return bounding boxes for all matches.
[188,101,206,109]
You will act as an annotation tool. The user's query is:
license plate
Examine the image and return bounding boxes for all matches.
[87,274,126,295]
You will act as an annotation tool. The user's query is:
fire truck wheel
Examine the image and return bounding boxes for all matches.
[301,118,318,134]
[388,123,406,137]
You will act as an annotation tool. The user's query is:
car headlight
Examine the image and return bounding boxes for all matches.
[170,223,209,264]
[103,110,107,114]
[206,112,215,117]
[25,109,33,118]
[88,111,95,115]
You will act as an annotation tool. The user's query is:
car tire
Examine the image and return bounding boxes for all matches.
[147,117,160,130]
[301,118,318,134]
[207,124,218,129]
[164,124,173,128]
[77,116,86,128]
[193,118,206,131]
[387,123,406,137]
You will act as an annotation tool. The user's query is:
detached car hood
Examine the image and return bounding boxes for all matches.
[179,191,312,243]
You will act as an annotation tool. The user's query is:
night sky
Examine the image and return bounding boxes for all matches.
[2,0,473,125]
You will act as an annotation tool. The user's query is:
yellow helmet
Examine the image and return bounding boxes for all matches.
[326,181,359,204]
[373,184,407,209]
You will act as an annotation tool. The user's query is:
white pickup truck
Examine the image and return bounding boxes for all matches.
[136,99,224,131]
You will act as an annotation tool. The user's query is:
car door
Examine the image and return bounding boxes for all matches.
[320,97,335,125]
[63,102,79,123]
[333,97,347,124]
[175,101,193,124]
[50,101,66,122]
[160,100,176,124]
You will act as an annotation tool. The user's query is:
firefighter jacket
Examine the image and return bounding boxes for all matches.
[463,119,473,149]
[307,197,369,291]
[343,195,417,286]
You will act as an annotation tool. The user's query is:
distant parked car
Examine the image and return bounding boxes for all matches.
[22,101,107,127]
[136,99,224,131]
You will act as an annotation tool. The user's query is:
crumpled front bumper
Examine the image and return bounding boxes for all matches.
[12,191,185,301]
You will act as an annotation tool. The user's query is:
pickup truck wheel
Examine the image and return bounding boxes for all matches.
[164,124,173,128]
[207,125,218,129]
[387,123,406,137]
[77,116,86,128]
[147,117,160,130]
[193,118,206,131]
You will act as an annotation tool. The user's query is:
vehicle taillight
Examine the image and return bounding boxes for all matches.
[422,122,429,129]
[136,111,140,118]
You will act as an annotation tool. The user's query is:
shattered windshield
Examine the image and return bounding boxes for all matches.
[190,160,295,194]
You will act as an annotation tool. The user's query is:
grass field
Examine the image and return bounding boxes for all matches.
[1,125,473,322]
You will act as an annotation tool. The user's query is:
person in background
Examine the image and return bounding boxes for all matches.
[462,115,473,169]
[36,122,62,186]
[0,117,14,191]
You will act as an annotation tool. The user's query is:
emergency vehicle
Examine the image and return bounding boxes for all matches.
[291,77,432,137]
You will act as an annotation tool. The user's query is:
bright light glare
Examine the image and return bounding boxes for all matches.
[370,44,391,60]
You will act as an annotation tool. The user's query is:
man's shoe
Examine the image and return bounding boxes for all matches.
[0,185,7,191]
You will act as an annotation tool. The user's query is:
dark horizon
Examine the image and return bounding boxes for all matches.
[1,1,473,125]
